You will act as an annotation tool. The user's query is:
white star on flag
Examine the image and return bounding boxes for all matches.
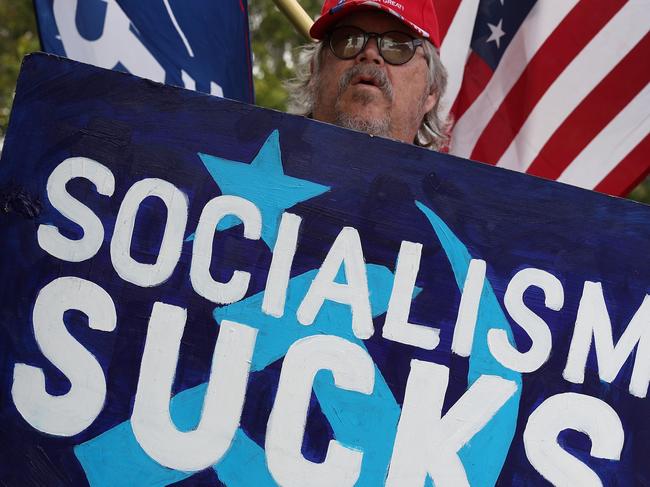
[486,19,505,49]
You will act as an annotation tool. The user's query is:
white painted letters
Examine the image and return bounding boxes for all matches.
[524,392,624,486]
[451,258,486,357]
[386,360,517,486]
[563,282,650,398]
[489,268,563,373]
[12,277,116,436]
[190,195,262,304]
[131,303,257,471]
[111,178,188,287]
[297,227,373,339]
[383,241,439,350]
[266,335,374,487]
[262,212,302,318]
[38,157,115,262]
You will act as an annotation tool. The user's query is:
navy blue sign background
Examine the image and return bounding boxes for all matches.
[34,0,254,103]
[0,54,648,486]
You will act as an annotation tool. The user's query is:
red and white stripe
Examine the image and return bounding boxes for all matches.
[437,0,650,196]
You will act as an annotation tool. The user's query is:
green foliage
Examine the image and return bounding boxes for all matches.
[627,178,650,205]
[0,0,40,138]
[249,0,321,111]
[0,0,647,204]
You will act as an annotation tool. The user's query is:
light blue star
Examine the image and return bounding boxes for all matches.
[195,130,330,248]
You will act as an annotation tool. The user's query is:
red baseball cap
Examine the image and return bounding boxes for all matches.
[310,0,441,48]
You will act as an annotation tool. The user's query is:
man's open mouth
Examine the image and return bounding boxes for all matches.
[338,66,393,102]
[352,75,380,88]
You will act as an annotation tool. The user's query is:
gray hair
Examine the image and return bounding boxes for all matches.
[286,39,450,151]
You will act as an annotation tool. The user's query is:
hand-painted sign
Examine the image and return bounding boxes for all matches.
[0,54,648,486]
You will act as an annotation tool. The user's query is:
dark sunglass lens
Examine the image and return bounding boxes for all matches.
[380,31,416,64]
[330,27,366,59]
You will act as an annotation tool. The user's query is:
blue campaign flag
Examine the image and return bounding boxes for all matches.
[1,54,649,486]
[33,0,254,102]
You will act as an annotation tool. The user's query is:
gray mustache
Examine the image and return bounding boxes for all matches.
[338,64,394,102]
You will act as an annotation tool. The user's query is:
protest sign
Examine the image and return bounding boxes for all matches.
[0,54,648,486]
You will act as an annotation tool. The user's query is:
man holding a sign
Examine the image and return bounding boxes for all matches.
[289,0,449,150]
[1,0,648,483]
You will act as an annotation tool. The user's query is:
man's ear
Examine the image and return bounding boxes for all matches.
[423,90,437,115]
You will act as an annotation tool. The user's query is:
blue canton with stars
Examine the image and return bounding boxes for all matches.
[471,0,536,70]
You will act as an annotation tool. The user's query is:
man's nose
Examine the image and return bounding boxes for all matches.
[355,37,384,66]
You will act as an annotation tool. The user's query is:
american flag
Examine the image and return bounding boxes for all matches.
[437,0,650,196]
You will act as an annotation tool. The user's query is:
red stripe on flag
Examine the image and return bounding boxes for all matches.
[449,52,493,129]
[527,33,650,180]
[435,0,463,42]
[469,0,626,164]
[595,134,650,196]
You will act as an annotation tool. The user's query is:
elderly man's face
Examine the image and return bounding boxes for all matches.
[312,10,437,144]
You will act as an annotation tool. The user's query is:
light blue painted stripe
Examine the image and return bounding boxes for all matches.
[75,381,275,486]
[76,265,409,486]
[215,429,278,486]
[416,201,522,487]
[76,202,519,487]
[214,265,411,486]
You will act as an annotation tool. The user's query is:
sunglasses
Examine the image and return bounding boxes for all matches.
[328,26,425,66]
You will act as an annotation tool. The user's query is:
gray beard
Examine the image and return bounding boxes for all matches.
[333,64,393,137]
[334,110,391,137]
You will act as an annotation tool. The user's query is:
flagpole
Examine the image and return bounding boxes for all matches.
[271,0,314,41]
